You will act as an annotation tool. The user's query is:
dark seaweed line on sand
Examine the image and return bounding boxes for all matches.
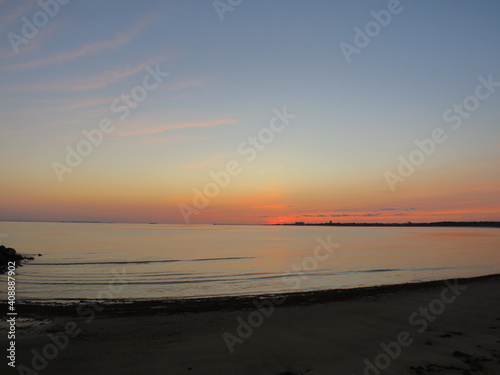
[3,273,499,317]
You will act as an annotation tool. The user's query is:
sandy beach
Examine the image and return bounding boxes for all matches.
[1,274,499,375]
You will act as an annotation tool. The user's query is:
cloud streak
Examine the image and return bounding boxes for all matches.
[378,208,416,211]
[117,119,239,136]
[8,15,161,70]
[0,1,40,33]
[0,9,64,59]
[117,135,213,147]
[6,59,161,92]
[51,97,116,112]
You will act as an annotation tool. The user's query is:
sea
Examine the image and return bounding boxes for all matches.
[1,221,499,301]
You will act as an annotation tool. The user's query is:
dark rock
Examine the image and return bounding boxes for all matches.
[0,245,35,274]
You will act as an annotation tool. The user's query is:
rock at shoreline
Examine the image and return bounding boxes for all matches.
[0,245,35,273]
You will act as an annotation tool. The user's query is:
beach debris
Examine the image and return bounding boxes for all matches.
[452,350,471,358]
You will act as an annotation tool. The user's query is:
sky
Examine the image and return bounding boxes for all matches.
[0,0,499,224]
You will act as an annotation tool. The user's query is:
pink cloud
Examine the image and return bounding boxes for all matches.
[136,135,212,146]
[6,59,163,92]
[52,97,115,112]
[117,119,239,136]
[0,1,41,33]
[9,15,161,70]
[0,13,64,59]
[111,135,213,147]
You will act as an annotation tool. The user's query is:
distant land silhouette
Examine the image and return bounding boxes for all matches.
[1,220,499,228]
[278,221,500,228]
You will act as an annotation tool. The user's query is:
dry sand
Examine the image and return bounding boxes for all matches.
[2,274,500,375]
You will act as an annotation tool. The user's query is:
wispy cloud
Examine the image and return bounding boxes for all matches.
[6,59,161,92]
[118,135,213,147]
[117,119,239,136]
[378,208,415,211]
[302,212,385,218]
[0,1,40,33]
[51,97,115,112]
[8,15,160,70]
[332,208,416,214]
[0,11,64,59]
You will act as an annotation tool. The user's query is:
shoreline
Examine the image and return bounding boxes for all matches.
[5,273,500,317]
[3,272,500,374]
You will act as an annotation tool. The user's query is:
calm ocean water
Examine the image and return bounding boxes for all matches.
[0,222,499,301]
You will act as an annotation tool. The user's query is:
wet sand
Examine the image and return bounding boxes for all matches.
[2,274,500,375]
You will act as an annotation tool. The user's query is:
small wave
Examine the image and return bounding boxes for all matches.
[360,268,399,273]
[30,256,256,266]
